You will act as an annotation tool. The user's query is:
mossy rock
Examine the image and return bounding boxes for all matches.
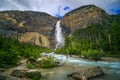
[25,71,41,80]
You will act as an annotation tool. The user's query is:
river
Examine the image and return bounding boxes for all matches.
[41,52,120,80]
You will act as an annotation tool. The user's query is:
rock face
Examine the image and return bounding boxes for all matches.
[0,11,58,48]
[61,5,109,34]
[68,66,104,80]
[18,32,50,48]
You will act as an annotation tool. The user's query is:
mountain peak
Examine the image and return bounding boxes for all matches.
[64,5,107,16]
[61,5,109,32]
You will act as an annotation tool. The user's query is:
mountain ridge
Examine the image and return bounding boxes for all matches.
[0,5,119,50]
[0,10,58,48]
[61,5,110,36]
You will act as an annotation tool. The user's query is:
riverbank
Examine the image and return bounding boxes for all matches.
[101,57,120,62]
[67,54,120,62]
[0,62,105,80]
[1,53,120,80]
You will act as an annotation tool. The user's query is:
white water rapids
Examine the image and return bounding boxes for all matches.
[41,52,120,80]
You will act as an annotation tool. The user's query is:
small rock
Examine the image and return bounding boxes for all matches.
[36,57,47,62]
[82,76,88,80]
[40,53,48,57]
[17,58,27,65]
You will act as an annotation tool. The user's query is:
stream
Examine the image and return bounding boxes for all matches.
[41,52,120,80]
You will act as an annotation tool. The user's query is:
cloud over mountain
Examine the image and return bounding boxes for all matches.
[0,0,120,17]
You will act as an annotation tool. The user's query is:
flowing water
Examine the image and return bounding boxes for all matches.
[41,52,120,80]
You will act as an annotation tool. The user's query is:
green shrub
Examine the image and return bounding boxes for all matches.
[89,49,103,60]
[81,49,103,60]
[81,50,88,58]
[0,36,51,68]
[27,64,35,69]
[0,51,19,68]
[37,57,56,68]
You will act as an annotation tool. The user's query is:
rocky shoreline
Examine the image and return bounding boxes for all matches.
[0,64,104,80]
[0,57,105,80]
[101,57,120,62]
[0,53,120,80]
[69,54,120,62]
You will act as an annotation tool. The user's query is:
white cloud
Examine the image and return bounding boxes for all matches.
[0,0,120,17]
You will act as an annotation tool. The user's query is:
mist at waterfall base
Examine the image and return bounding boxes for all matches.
[40,21,120,80]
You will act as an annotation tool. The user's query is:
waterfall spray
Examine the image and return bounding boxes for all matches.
[55,20,64,49]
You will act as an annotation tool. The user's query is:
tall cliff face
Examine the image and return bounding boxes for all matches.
[61,5,109,35]
[0,11,58,48]
[61,5,111,51]
[18,32,50,48]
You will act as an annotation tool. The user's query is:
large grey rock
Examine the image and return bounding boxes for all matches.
[68,66,104,80]
[10,69,27,78]
[10,69,41,79]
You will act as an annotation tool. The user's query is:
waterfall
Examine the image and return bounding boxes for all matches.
[55,20,64,49]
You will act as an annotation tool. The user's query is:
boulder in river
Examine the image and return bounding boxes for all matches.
[68,66,104,80]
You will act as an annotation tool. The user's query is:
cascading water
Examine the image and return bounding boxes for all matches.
[55,20,64,49]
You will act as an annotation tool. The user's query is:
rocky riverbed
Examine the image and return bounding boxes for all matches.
[0,63,104,80]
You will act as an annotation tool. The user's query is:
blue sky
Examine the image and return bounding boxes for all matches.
[0,0,120,17]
